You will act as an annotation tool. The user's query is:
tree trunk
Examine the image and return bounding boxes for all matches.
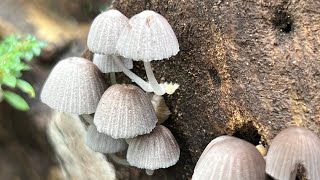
[113,0,320,179]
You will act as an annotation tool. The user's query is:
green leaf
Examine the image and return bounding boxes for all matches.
[24,52,33,61]
[16,79,35,97]
[32,46,41,56]
[3,91,29,111]
[22,64,32,71]
[2,75,17,88]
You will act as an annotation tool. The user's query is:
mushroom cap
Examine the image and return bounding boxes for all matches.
[266,126,320,180]
[192,136,266,180]
[116,10,179,62]
[41,57,107,114]
[126,125,180,170]
[93,54,133,73]
[87,9,129,54]
[94,84,157,138]
[85,125,127,154]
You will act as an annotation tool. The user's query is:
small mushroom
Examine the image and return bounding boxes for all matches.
[116,10,180,95]
[266,126,320,180]
[93,54,133,73]
[94,84,157,138]
[126,125,180,175]
[85,125,127,154]
[192,136,266,180]
[40,57,107,114]
[147,93,171,124]
[87,9,135,85]
[87,9,129,55]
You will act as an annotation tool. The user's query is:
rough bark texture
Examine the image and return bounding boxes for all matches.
[113,0,320,179]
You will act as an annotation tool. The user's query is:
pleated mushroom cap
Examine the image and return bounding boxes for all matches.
[41,57,106,114]
[94,84,157,138]
[116,10,179,61]
[85,125,127,154]
[126,125,180,170]
[87,9,129,54]
[192,136,266,180]
[93,54,133,73]
[266,126,320,180]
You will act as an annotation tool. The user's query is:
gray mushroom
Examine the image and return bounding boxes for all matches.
[126,125,180,175]
[192,136,266,180]
[87,9,134,84]
[85,125,127,154]
[40,57,107,114]
[116,10,180,95]
[266,126,320,180]
[116,10,179,61]
[94,84,157,138]
[93,54,133,73]
[87,9,129,55]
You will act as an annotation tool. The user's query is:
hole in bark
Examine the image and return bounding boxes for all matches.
[272,8,293,33]
[296,164,307,180]
[207,67,221,87]
[233,122,261,145]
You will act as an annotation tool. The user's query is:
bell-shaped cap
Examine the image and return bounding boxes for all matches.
[41,57,107,114]
[85,125,127,154]
[116,10,179,61]
[93,54,133,73]
[126,125,180,170]
[87,9,129,54]
[266,126,320,180]
[192,136,266,180]
[94,84,157,138]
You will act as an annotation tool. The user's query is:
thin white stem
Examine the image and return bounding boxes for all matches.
[108,153,131,166]
[144,62,164,95]
[81,114,94,125]
[110,72,117,84]
[146,169,154,176]
[114,56,153,92]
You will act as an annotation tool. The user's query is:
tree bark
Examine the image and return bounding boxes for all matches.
[113,0,320,178]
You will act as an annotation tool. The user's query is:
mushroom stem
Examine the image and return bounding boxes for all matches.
[81,114,94,125]
[110,72,117,84]
[143,62,164,96]
[114,56,152,92]
[146,169,154,176]
[108,153,131,166]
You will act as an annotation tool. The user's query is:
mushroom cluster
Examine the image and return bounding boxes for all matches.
[40,8,180,176]
[192,126,320,180]
[87,9,180,95]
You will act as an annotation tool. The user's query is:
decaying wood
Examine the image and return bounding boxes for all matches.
[113,0,320,178]
[47,112,116,180]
